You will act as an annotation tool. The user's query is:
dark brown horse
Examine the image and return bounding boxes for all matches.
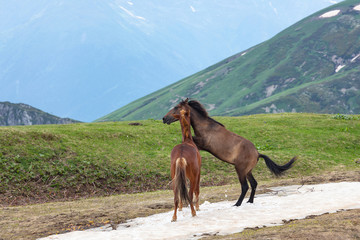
[163,99,296,207]
[170,108,201,221]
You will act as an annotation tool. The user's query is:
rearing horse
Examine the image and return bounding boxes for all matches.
[163,99,296,207]
[170,108,201,222]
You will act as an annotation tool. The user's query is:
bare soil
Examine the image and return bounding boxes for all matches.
[1,170,359,240]
[203,209,360,240]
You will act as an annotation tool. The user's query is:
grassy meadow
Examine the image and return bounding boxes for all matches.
[1,113,359,205]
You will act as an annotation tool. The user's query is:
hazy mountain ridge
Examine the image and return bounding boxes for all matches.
[0,102,80,126]
[0,0,336,121]
[97,0,360,121]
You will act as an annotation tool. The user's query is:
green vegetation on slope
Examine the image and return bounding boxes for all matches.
[1,113,359,205]
[98,0,360,122]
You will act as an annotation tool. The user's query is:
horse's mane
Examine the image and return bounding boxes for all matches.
[187,100,225,127]
[180,110,191,139]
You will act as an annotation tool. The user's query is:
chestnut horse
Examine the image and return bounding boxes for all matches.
[170,109,201,222]
[163,99,296,207]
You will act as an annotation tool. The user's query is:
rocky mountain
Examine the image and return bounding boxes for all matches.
[0,0,336,122]
[97,0,360,121]
[0,102,80,126]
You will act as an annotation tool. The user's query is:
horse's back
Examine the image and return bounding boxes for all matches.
[171,143,199,161]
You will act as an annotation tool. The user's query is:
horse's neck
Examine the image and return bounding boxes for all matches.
[180,116,193,142]
[189,108,223,151]
[189,109,213,137]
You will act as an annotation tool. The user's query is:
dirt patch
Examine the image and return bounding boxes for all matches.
[204,209,360,240]
[0,170,359,240]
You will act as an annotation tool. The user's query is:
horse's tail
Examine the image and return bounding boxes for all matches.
[259,154,297,176]
[174,157,190,206]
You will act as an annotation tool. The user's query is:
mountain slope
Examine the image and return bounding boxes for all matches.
[0,0,336,122]
[0,102,80,126]
[97,0,360,121]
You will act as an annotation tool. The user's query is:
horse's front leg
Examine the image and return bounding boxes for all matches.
[194,174,200,211]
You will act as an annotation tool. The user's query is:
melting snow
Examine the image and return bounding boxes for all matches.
[39,182,360,240]
[265,85,278,97]
[319,9,340,18]
[351,54,360,63]
[354,4,360,11]
[207,104,216,111]
[119,5,146,21]
[340,86,358,94]
[335,65,345,72]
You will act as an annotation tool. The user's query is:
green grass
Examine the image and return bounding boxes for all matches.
[97,0,360,122]
[1,113,359,204]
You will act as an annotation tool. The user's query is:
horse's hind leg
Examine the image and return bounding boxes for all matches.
[179,199,182,211]
[247,172,258,203]
[234,166,249,207]
[172,193,179,222]
[189,180,197,217]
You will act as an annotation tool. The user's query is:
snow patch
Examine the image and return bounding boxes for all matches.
[354,4,360,11]
[268,1,278,15]
[265,85,278,97]
[351,53,360,63]
[241,52,247,56]
[319,9,340,18]
[284,78,296,84]
[119,5,146,21]
[39,182,360,240]
[335,65,345,72]
[30,8,46,21]
[196,81,206,88]
[340,87,358,94]
[170,97,181,105]
[207,104,216,111]
[264,104,276,113]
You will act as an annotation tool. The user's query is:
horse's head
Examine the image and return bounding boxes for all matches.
[162,98,190,125]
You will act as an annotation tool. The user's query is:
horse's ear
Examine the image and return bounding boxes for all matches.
[184,98,189,103]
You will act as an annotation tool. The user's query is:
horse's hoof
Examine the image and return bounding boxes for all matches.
[171,218,177,222]
[191,210,197,217]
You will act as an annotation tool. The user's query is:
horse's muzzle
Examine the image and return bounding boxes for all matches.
[162,117,170,124]
[162,116,176,125]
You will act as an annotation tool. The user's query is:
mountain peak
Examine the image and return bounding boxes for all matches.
[0,102,80,126]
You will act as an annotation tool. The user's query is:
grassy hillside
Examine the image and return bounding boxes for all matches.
[1,113,359,205]
[98,0,360,122]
